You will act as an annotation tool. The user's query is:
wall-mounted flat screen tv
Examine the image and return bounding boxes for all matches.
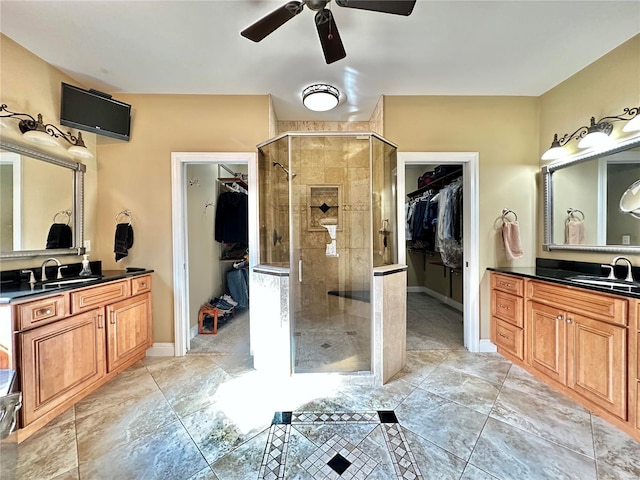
[60,82,131,141]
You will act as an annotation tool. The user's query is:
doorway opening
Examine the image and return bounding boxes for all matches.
[397,152,480,352]
[171,152,256,357]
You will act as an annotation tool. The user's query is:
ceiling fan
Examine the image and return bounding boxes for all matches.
[241,0,417,64]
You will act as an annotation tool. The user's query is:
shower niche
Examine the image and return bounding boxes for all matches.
[252,132,406,385]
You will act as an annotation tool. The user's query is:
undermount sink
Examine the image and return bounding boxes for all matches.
[41,276,102,288]
[568,275,640,291]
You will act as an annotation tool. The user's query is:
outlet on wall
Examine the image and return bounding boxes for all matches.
[622,235,631,245]
[84,240,91,252]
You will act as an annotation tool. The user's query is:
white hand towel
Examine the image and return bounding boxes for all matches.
[565,220,585,245]
[502,221,523,260]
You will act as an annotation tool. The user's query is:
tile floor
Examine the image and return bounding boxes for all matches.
[14,294,640,479]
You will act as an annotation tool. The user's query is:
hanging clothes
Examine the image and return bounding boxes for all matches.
[214,191,248,243]
[436,177,463,268]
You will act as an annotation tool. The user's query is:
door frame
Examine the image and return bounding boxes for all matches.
[397,152,480,352]
[171,151,257,357]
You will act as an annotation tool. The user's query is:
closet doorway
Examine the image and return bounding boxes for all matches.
[171,152,257,357]
[397,152,481,352]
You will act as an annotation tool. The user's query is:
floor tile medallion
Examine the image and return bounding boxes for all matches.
[259,410,423,479]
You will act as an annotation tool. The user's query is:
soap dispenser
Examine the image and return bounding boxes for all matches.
[79,254,92,276]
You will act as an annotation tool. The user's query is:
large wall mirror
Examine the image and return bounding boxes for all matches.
[543,136,640,253]
[0,139,85,258]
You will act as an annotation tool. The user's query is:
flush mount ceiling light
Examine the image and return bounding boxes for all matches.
[302,83,340,111]
[541,106,640,160]
[0,104,94,159]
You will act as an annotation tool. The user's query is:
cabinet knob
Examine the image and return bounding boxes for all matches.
[140,282,147,288]
[498,333,509,339]
[498,304,510,310]
[566,318,573,324]
[556,315,563,321]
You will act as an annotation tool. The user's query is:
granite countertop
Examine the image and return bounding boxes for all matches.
[0,268,154,303]
[488,263,640,299]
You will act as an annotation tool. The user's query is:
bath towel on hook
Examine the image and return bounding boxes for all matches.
[114,210,134,261]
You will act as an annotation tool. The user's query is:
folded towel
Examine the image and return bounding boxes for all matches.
[502,221,523,260]
[114,223,134,262]
[565,219,585,245]
[46,223,72,249]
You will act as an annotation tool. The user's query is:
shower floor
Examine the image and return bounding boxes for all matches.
[293,312,371,373]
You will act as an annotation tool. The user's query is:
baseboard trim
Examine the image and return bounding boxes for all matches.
[406,286,426,293]
[190,323,198,340]
[479,339,497,353]
[420,287,464,312]
[146,342,175,357]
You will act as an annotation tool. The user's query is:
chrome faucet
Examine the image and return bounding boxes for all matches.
[611,256,634,282]
[40,258,62,282]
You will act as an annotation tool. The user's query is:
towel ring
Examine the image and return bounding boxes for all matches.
[501,208,517,222]
[566,208,585,221]
[53,209,72,226]
[115,209,133,225]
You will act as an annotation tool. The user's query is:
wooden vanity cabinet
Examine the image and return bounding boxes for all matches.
[13,274,153,441]
[20,308,106,426]
[491,271,633,436]
[490,273,524,360]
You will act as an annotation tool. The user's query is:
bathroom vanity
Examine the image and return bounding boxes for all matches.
[489,263,639,441]
[0,269,153,442]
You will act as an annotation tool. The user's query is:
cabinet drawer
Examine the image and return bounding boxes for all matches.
[71,280,129,313]
[493,317,523,360]
[16,294,67,330]
[529,281,628,326]
[131,275,151,296]
[491,273,524,296]
[491,290,523,327]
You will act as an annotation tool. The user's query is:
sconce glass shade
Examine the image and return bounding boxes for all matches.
[623,115,640,132]
[67,144,94,159]
[302,84,340,112]
[541,146,565,161]
[578,130,611,149]
[22,128,60,147]
[541,134,565,161]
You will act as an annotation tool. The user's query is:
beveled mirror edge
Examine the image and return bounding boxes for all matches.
[0,139,86,259]
[542,134,640,253]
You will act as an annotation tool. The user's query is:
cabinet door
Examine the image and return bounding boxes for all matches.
[20,309,105,425]
[105,293,151,372]
[529,301,566,385]
[567,313,627,419]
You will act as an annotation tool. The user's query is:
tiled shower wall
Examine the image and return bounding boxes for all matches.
[291,136,372,320]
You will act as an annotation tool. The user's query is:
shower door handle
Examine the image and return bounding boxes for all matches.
[299,260,302,283]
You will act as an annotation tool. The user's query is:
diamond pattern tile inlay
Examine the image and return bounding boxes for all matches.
[261,411,423,479]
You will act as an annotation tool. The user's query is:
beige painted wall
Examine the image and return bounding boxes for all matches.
[384,96,540,338]
[539,34,640,264]
[0,34,98,270]
[96,94,269,342]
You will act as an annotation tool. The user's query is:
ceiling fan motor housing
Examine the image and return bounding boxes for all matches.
[306,0,329,11]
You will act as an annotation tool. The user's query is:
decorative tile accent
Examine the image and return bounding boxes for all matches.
[301,434,376,479]
[258,424,291,480]
[261,411,423,479]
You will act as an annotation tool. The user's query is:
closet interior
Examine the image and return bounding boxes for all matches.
[405,164,464,350]
[187,163,250,354]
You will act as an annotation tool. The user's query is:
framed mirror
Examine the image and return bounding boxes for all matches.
[0,139,85,258]
[543,135,640,253]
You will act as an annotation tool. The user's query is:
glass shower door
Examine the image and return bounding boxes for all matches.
[289,134,372,374]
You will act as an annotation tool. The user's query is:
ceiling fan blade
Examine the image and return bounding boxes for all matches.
[335,0,416,16]
[241,1,304,42]
[315,9,346,64]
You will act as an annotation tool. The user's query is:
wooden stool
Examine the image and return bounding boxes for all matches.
[198,306,219,335]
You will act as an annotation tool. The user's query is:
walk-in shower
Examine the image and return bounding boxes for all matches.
[253,132,404,380]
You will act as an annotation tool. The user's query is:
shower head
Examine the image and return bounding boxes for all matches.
[272,161,296,180]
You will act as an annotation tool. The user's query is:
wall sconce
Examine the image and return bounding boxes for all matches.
[542,106,640,161]
[302,83,340,111]
[0,104,94,159]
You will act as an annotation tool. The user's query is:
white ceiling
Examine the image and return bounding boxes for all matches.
[1,1,639,121]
